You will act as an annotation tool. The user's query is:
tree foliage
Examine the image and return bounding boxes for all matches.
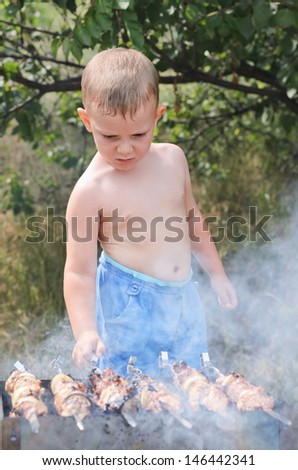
[0,0,297,159]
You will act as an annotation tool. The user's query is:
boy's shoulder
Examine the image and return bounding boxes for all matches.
[152,142,186,162]
[151,143,188,176]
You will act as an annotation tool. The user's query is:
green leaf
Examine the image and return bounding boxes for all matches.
[252,2,272,31]
[236,16,255,40]
[51,37,60,57]
[62,37,71,60]
[272,9,296,28]
[95,11,113,32]
[95,0,113,14]
[100,30,113,49]
[73,24,92,47]
[70,38,83,62]
[86,12,103,39]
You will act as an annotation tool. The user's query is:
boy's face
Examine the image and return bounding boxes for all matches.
[77,97,165,171]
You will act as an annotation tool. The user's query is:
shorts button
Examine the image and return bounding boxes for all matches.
[131,284,138,292]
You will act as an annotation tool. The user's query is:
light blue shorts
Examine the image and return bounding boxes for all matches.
[96,252,208,377]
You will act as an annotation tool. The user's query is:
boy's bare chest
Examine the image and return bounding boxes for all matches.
[97,165,185,220]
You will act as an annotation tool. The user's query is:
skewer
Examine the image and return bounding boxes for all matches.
[263,409,292,426]
[14,360,27,373]
[0,393,4,421]
[121,410,137,428]
[29,413,40,433]
[167,409,193,429]
[74,415,85,431]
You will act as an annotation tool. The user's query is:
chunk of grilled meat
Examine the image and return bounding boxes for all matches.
[89,368,133,412]
[216,372,275,411]
[50,373,91,422]
[171,361,229,413]
[132,372,183,414]
[5,370,48,422]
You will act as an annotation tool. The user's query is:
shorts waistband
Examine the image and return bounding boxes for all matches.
[100,251,192,287]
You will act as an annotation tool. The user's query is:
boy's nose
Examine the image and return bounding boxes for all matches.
[117,141,132,155]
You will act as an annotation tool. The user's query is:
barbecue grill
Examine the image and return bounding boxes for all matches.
[0,354,294,450]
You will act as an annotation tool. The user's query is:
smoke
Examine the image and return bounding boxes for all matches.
[198,191,298,407]
[0,317,81,380]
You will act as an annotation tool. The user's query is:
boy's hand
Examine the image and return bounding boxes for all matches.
[210,273,238,310]
[72,330,105,370]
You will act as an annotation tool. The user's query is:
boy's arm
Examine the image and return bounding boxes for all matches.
[64,181,105,369]
[181,151,238,309]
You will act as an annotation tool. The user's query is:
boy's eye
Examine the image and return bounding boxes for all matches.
[102,135,117,140]
[133,132,146,138]
[101,132,147,139]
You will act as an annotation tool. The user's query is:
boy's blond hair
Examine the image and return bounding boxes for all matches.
[81,47,160,117]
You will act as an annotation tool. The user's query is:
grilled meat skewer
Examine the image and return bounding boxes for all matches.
[134,374,182,413]
[216,372,275,412]
[51,373,91,430]
[5,369,48,432]
[131,371,192,429]
[171,361,229,413]
[89,368,133,411]
[89,368,137,427]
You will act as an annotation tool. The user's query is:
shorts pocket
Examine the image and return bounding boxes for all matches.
[103,281,142,323]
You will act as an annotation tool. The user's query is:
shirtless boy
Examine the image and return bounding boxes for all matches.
[64,47,238,376]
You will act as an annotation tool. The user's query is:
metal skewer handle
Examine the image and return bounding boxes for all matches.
[14,361,28,373]
[158,351,170,369]
[91,354,100,366]
[200,352,223,379]
[127,356,142,375]
[49,355,64,374]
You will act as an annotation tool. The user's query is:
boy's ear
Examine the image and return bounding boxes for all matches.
[155,104,166,124]
[77,107,92,132]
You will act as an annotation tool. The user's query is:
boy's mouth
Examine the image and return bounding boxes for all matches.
[116,157,134,162]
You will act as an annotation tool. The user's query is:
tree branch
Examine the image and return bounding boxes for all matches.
[1,91,44,120]
[0,50,84,69]
[234,63,285,91]
[0,20,60,37]
[0,67,81,92]
[160,71,298,114]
